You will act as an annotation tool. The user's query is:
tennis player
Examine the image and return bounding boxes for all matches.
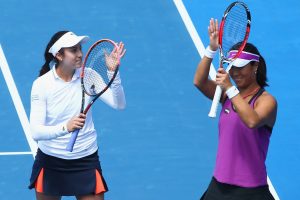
[194,19,277,200]
[28,31,126,200]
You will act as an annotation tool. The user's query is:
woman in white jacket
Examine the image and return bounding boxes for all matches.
[28,31,126,200]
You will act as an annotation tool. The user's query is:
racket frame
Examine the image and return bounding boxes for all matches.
[66,39,120,152]
[208,1,251,118]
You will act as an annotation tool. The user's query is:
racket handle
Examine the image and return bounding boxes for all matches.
[66,129,80,152]
[208,85,222,118]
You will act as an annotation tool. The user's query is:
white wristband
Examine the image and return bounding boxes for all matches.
[226,86,239,99]
[204,46,217,59]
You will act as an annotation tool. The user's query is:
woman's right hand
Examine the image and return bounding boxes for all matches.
[105,42,126,71]
[208,18,219,51]
[66,113,86,132]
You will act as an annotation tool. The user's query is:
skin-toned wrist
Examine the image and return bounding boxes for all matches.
[209,45,218,51]
[66,122,71,132]
[225,83,233,91]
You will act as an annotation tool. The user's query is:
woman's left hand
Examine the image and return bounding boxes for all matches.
[215,67,232,91]
[105,42,126,71]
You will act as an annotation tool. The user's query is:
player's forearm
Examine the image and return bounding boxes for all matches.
[193,57,213,89]
[231,95,262,128]
[111,85,126,110]
[30,123,69,141]
[30,102,69,140]
[110,71,126,109]
[193,57,218,100]
[101,72,126,109]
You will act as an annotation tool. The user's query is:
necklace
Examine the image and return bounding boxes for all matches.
[228,87,261,113]
[241,87,261,99]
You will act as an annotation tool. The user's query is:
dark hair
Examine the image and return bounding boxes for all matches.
[39,31,69,77]
[231,42,268,88]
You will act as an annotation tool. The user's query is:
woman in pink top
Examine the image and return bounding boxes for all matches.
[193,19,277,200]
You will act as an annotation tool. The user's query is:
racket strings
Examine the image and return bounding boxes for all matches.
[83,41,119,96]
[222,5,248,57]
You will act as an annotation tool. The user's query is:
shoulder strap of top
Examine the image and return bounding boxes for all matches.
[248,88,265,104]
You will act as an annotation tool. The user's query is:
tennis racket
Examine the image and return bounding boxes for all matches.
[66,39,124,152]
[208,1,251,118]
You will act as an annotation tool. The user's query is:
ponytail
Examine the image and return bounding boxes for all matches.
[255,55,268,88]
[39,31,69,77]
[39,52,53,76]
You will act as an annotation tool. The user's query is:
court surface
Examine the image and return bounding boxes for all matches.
[0,0,299,199]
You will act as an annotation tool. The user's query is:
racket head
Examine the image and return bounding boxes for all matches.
[219,1,251,62]
[81,39,120,96]
[208,2,251,118]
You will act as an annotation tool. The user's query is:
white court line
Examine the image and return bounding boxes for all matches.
[173,0,216,80]
[0,152,33,156]
[173,0,280,199]
[0,44,37,159]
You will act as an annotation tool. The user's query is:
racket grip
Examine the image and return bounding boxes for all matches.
[66,129,79,152]
[208,85,222,118]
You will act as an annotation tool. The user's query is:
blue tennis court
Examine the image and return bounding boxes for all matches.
[0,0,299,199]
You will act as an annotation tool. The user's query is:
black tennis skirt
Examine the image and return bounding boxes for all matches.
[28,149,108,196]
[200,177,275,200]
